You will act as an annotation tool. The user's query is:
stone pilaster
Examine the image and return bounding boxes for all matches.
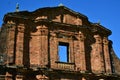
[6,21,16,64]
[49,31,58,68]
[38,25,48,67]
[30,25,48,68]
[103,37,112,74]
[74,31,86,71]
[30,26,41,66]
[15,24,25,66]
[91,35,104,73]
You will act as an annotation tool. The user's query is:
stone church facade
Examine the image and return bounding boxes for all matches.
[0,6,120,80]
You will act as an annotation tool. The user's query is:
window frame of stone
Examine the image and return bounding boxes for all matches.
[58,42,69,63]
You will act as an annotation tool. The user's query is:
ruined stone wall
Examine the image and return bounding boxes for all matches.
[30,25,48,68]
[34,8,83,25]
[0,21,17,65]
[0,24,8,64]
[0,17,114,74]
[111,49,120,75]
[0,6,120,80]
[0,25,7,54]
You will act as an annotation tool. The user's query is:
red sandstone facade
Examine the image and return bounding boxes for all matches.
[0,6,120,80]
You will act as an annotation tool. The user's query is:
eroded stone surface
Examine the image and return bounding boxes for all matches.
[0,6,120,80]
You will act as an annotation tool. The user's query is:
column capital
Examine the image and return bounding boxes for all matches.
[36,26,42,30]
[36,25,48,36]
[36,74,48,80]
[6,21,16,31]
[103,37,109,45]
[17,24,25,32]
[36,25,47,30]
[94,35,102,44]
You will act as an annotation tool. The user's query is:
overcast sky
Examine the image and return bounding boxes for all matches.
[0,0,120,58]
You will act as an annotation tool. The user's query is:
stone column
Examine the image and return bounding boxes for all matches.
[91,35,104,73]
[30,26,41,66]
[103,37,112,74]
[74,31,86,71]
[30,25,48,68]
[15,24,25,66]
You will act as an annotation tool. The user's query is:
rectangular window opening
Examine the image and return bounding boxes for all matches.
[58,42,69,62]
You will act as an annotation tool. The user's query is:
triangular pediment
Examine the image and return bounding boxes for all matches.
[32,6,88,25]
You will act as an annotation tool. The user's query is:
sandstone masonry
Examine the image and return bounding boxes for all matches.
[0,6,120,80]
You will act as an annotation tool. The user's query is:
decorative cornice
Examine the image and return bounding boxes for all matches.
[33,6,88,19]
[91,23,112,36]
